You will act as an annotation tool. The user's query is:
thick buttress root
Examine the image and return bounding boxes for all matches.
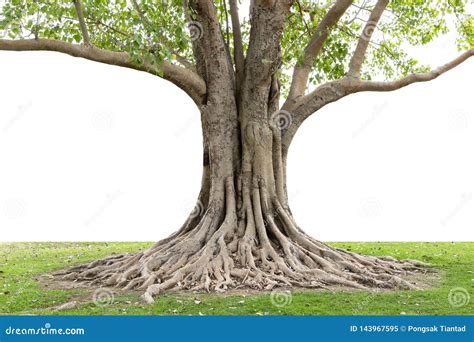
[54,178,427,303]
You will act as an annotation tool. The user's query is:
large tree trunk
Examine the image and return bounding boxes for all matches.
[56,98,422,303]
[54,0,424,302]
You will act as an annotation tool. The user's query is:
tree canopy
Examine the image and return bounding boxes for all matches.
[1,0,473,98]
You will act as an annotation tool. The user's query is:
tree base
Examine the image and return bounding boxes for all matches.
[54,241,425,305]
[54,242,425,304]
[54,180,427,303]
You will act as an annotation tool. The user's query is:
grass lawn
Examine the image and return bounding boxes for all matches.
[0,242,472,315]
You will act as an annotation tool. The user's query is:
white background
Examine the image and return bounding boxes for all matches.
[0,33,473,242]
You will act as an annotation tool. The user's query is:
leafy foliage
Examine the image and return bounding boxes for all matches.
[279,0,473,93]
[1,0,472,92]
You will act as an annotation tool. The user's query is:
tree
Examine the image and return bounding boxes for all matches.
[1,0,473,302]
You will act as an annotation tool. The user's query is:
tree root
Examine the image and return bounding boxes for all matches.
[53,178,428,303]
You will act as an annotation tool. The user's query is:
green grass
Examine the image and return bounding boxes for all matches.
[0,242,472,315]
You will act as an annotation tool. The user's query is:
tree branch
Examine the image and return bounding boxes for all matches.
[351,48,474,92]
[282,79,347,152]
[0,39,206,105]
[222,0,230,48]
[187,0,235,91]
[282,48,474,152]
[347,0,388,77]
[131,0,152,27]
[72,0,91,46]
[286,0,353,101]
[240,0,293,120]
[229,0,245,92]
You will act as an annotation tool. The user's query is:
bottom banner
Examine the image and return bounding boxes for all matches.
[0,315,472,341]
